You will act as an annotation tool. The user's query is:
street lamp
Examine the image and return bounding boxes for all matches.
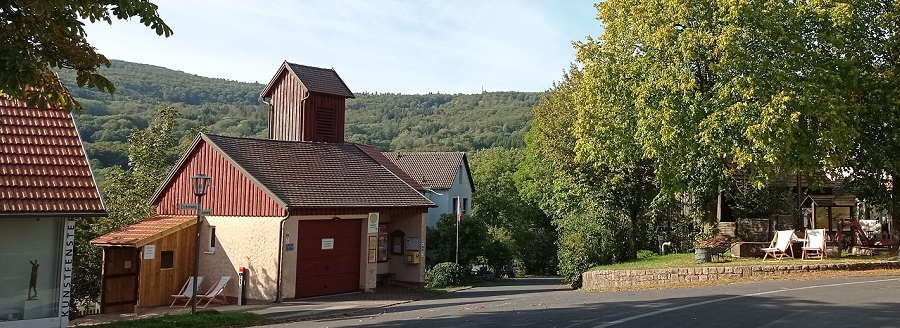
[191,174,210,314]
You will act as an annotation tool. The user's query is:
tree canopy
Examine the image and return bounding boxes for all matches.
[0,0,172,113]
[574,0,898,196]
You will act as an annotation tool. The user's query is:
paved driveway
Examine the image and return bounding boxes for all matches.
[262,275,900,328]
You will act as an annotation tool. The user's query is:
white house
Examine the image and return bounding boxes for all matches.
[382,152,474,227]
[0,98,107,327]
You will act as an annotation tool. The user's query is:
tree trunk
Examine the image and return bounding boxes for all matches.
[626,212,637,260]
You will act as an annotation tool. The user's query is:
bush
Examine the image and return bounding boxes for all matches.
[637,250,657,260]
[427,262,465,287]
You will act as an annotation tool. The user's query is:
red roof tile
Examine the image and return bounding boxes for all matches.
[0,98,105,215]
[202,134,435,208]
[382,152,469,190]
[91,215,195,247]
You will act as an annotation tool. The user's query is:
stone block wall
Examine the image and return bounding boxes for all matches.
[582,261,899,290]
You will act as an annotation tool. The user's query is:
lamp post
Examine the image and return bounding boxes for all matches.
[191,174,210,314]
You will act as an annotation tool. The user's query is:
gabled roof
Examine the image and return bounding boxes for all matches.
[0,98,106,216]
[261,61,355,99]
[90,215,195,247]
[382,152,473,191]
[152,134,434,209]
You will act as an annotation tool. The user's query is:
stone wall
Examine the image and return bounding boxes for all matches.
[582,261,899,290]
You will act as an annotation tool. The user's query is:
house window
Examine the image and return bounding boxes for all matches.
[207,226,216,254]
[462,198,468,214]
[452,198,458,215]
[161,251,174,269]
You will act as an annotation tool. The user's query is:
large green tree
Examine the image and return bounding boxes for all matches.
[468,147,557,275]
[519,66,673,287]
[0,0,172,113]
[573,0,891,197]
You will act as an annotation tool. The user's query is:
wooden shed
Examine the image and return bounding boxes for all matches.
[90,216,197,313]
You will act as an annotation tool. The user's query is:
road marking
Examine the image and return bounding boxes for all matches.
[575,277,900,328]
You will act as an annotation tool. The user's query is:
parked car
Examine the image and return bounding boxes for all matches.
[498,266,515,278]
[471,265,493,278]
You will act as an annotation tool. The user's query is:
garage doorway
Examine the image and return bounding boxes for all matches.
[295,219,362,298]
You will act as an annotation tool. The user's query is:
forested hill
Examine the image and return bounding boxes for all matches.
[55,60,543,172]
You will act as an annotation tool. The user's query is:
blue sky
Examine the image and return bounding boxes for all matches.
[83,1,602,94]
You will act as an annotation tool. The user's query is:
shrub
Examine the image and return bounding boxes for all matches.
[637,250,657,260]
[427,262,465,287]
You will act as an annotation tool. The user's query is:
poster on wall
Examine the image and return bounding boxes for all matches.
[143,245,156,259]
[367,213,379,233]
[405,237,420,251]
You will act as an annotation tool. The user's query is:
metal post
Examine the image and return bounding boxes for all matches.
[455,196,459,265]
[192,194,202,314]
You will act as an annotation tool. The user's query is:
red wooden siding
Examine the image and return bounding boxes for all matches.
[154,141,285,217]
[268,70,305,142]
[268,71,345,143]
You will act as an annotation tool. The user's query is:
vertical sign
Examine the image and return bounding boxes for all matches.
[60,218,76,321]
[367,213,379,233]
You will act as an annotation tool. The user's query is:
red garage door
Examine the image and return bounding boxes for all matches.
[296,219,362,298]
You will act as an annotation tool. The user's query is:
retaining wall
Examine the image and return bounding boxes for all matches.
[582,261,900,290]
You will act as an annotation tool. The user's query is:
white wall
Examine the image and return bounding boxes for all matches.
[424,163,474,227]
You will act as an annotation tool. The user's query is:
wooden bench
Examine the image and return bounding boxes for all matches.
[376,273,395,287]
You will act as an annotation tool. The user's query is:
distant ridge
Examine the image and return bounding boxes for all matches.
[54,60,543,173]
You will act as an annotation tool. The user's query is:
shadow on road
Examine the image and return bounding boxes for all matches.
[308,277,900,328]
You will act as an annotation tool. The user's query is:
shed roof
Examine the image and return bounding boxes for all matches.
[199,134,434,208]
[0,98,106,216]
[91,215,195,247]
[382,152,471,191]
[261,61,355,99]
[802,194,857,208]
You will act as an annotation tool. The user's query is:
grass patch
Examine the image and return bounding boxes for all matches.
[86,311,266,328]
[590,251,897,271]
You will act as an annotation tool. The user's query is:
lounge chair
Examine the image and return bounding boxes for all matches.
[802,229,826,261]
[763,230,795,261]
[199,276,231,308]
[170,276,203,308]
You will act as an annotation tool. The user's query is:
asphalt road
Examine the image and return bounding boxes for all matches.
[262,275,900,328]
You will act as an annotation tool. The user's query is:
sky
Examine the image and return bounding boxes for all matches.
[83,1,602,94]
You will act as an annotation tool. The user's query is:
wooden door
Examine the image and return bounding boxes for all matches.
[100,247,140,313]
[296,219,362,298]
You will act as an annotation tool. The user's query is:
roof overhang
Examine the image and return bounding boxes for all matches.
[0,211,108,218]
[90,215,196,248]
[802,194,857,208]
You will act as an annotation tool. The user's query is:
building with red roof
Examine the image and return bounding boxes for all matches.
[0,97,106,327]
[92,62,435,311]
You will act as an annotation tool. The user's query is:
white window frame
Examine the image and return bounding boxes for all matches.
[205,226,216,254]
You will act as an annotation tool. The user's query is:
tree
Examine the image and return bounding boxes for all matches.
[468,147,557,275]
[519,66,673,287]
[0,0,172,113]
[573,0,891,199]
[72,107,182,306]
